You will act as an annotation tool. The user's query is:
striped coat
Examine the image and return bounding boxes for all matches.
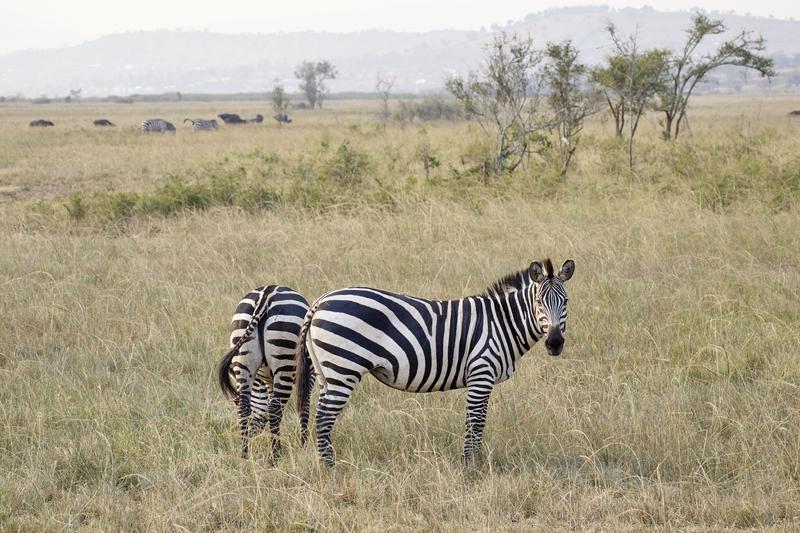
[296,259,575,466]
[218,285,311,459]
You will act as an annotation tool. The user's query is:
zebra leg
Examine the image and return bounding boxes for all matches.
[266,367,294,461]
[299,368,316,448]
[267,392,289,460]
[315,373,362,467]
[462,366,495,465]
[231,340,262,459]
[248,372,272,438]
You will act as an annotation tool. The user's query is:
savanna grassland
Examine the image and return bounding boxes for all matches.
[1,96,799,531]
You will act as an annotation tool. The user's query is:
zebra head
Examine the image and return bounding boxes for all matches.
[530,258,575,356]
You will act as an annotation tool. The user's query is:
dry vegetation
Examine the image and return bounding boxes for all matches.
[1,96,799,531]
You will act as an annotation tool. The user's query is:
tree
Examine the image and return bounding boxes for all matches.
[446,32,545,174]
[606,25,670,170]
[375,73,396,126]
[590,49,669,137]
[543,41,599,176]
[657,13,775,140]
[271,78,290,112]
[294,61,338,109]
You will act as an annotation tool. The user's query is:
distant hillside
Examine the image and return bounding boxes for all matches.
[2,6,799,97]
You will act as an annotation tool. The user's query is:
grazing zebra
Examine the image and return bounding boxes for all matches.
[218,285,313,459]
[183,118,219,131]
[295,259,575,466]
[141,119,176,133]
[93,119,114,127]
[30,119,54,127]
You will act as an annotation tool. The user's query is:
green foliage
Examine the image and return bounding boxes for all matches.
[543,40,598,175]
[295,60,338,109]
[319,141,372,185]
[447,32,546,174]
[270,79,290,112]
[394,97,465,123]
[656,13,776,140]
[590,48,671,137]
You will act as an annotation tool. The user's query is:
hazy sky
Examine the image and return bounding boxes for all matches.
[1,0,798,55]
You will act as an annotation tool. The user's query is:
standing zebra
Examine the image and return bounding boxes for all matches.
[218,285,313,459]
[141,119,176,133]
[295,259,575,466]
[184,118,219,131]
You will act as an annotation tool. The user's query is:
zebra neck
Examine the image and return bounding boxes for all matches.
[485,289,538,361]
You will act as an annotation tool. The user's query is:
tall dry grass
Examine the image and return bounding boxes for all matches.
[0,96,799,530]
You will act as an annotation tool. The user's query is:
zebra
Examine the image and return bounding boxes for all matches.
[183,118,219,131]
[141,119,176,133]
[217,285,314,459]
[93,119,114,127]
[30,119,54,127]
[295,258,575,466]
[274,113,292,124]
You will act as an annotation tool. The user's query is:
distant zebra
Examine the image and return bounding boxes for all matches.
[141,119,176,133]
[274,113,292,124]
[295,259,575,466]
[183,118,219,131]
[218,285,313,459]
[30,119,54,127]
[93,119,115,127]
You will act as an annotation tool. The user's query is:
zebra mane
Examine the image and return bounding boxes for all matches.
[481,267,532,297]
[542,258,554,278]
[480,258,554,297]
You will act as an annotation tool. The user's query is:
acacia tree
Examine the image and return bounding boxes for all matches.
[295,61,338,109]
[606,24,670,169]
[543,41,599,176]
[375,73,396,126]
[590,49,669,137]
[446,32,545,174]
[658,13,775,140]
[271,78,289,112]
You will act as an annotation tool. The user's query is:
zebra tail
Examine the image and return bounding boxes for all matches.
[217,287,272,399]
[295,310,313,413]
[217,345,240,399]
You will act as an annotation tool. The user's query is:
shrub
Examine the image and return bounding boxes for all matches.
[319,141,371,185]
[394,97,464,123]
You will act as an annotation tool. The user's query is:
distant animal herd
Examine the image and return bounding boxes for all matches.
[28,112,292,132]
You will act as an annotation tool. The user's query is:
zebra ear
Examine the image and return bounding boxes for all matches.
[529,261,546,283]
[558,260,575,282]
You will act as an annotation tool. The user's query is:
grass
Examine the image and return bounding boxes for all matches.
[1,96,799,531]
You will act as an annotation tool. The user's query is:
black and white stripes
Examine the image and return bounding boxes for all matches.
[183,118,219,131]
[295,259,575,466]
[217,285,311,459]
[141,118,176,133]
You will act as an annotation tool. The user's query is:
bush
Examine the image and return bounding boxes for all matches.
[319,141,371,185]
[394,97,464,123]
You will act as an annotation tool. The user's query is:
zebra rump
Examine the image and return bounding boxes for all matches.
[184,118,218,131]
[217,285,312,459]
[141,119,176,133]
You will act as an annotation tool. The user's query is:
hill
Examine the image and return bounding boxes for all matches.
[1,6,799,97]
